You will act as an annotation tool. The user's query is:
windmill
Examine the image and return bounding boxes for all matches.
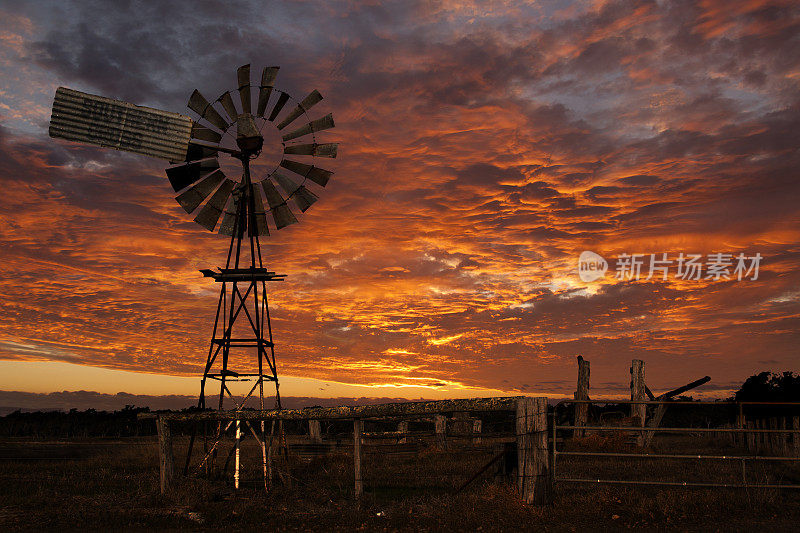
[49,64,337,487]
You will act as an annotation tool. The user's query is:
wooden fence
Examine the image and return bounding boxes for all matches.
[140,356,800,502]
[142,396,552,504]
[722,415,800,456]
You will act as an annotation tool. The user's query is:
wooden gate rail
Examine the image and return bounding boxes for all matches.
[141,395,553,504]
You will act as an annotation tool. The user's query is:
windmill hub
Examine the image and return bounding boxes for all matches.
[235,113,263,156]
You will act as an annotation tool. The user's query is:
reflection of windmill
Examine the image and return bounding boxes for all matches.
[49,64,337,486]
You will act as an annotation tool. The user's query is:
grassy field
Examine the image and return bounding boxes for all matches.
[1,435,800,531]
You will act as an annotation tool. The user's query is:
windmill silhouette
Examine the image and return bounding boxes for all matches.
[49,64,337,488]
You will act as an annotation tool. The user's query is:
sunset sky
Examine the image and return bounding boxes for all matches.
[0,0,798,406]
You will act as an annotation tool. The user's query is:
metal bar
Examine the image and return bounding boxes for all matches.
[555,478,800,489]
[560,400,800,406]
[189,139,241,156]
[194,421,234,471]
[238,378,262,408]
[554,425,794,433]
[222,383,242,411]
[455,449,507,494]
[244,420,263,447]
[555,451,799,461]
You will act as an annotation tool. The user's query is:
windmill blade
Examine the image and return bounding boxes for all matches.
[261,179,298,229]
[272,170,300,195]
[218,196,240,236]
[282,113,335,142]
[276,89,323,130]
[188,89,230,132]
[175,169,225,213]
[280,159,333,187]
[283,143,338,158]
[166,157,220,192]
[256,66,279,117]
[49,87,192,163]
[291,186,319,212]
[249,184,269,236]
[268,92,290,121]
[194,178,237,231]
[219,92,239,124]
[185,142,219,162]
[237,64,252,115]
[273,171,319,212]
[191,121,222,143]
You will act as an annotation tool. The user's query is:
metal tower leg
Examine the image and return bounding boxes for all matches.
[185,156,285,488]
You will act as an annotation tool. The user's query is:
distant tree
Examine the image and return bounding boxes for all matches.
[734,371,800,402]
[733,371,800,418]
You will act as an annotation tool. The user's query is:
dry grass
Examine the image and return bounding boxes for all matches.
[1,436,799,531]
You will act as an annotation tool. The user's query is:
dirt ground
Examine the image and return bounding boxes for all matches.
[1,436,799,531]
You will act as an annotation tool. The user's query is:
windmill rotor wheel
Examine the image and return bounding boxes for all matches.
[164,64,337,237]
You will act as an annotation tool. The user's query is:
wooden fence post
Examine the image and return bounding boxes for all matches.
[746,420,755,452]
[309,419,322,443]
[736,403,744,447]
[516,397,551,505]
[434,414,447,448]
[353,419,363,499]
[574,356,590,438]
[770,417,778,454]
[793,417,799,457]
[473,419,482,444]
[630,360,646,445]
[234,418,241,489]
[454,411,470,437]
[756,419,763,452]
[780,417,788,456]
[156,416,174,495]
[397,420,408,444]
[267,420,275,486]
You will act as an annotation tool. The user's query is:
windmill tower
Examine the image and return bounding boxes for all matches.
[49,64,337,486]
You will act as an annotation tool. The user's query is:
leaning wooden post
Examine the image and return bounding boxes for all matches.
[156,415,174,495]
[630,360,646,445]
[308,419,322,443]
[516,397,551,505]
[574,356,590,438]
[353,419,363,499]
